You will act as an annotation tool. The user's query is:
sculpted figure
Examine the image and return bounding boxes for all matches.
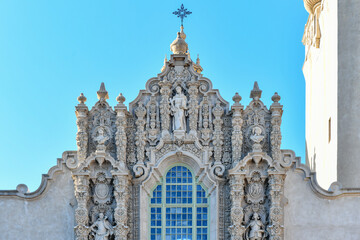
[94,128,109,145]
[250,126,264,143]
[170,86,188,131]
[245,213,265,240]
[90,213,113,240]
[250,126,264,152]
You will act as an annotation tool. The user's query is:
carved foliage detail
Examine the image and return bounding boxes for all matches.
[115,107,127,166]
[113,175,130,239]
[212,100,224,164]
[229,175,245,239]
[268,175,285,240]
[74,175,91,239]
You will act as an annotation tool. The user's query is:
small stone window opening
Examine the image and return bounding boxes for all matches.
[328,117,331,143]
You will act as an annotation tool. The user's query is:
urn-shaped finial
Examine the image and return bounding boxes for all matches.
[77,93,87,104]
[116,93,126,105]
[232,92,242,105]
[271,92,281,103]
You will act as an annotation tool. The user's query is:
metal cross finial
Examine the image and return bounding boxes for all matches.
[173,4,192,26]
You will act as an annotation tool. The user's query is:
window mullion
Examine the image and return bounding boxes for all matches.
[162,180,166,240]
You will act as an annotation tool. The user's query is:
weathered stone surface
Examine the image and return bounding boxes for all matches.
[0,163,75,240]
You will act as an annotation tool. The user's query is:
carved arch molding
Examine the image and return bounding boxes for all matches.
[68,53,291,240]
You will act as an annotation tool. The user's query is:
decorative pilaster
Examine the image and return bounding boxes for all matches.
[187,76,200,136]
[75,93,89,162]
[212,100,224,164]
[146,95,159,145]
[115,93,128,169]
[229,175,245,239]
[231,93,244,164]
[199,95,212,145]
[268,174,285,240]
[159,77,172,138]
[270,92,283,162]
[113,174,130,240]
[73,175,90,240]
[133,101,147,177]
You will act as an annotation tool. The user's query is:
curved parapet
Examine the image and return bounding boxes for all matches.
[282,149,360,199]
[0,151,76,200]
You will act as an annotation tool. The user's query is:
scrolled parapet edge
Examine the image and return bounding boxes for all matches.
[0,150,76,200]
[283,149,360,199]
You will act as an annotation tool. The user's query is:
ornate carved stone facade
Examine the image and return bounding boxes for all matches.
[68,27,296,240]
[3,17,360,240]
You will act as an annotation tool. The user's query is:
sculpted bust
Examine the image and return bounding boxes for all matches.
[170,86,188,131]
[90,213,113,240]
[250,126,264,143]
[94,128,109,145]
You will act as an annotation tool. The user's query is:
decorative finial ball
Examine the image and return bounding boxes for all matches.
[271,92,281,103]
[16,184,28,194]
[77,93,87,104]
[116,93,126,104]
[170,32,188,54]
[232,92,242,104]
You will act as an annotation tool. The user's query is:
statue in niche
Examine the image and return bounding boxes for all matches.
[170,86,188,131]
[245,212,266,240]
[94,128,109,146]
[250,126,264,152]
[90,213,113,240]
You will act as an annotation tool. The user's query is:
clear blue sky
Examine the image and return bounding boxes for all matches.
[0,1,308,191]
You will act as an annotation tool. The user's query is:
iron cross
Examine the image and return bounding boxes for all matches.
[173,4,192,26]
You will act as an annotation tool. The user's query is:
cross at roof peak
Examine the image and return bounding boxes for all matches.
[172,4,192,27]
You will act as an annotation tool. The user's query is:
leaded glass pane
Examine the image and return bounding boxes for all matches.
[196,185,207,204]
[151,185,162,204]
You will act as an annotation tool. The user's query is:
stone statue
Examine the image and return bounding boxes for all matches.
[245,212,265,240]
[170,86,188,131]
[94,128,109,145]
[90,213,113,240]
[250,126,264,152]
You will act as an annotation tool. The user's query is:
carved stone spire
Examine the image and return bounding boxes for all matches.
[97,82,109,100]
[161,55,168,72]
[250,81,262,100]
[193,54,203,73]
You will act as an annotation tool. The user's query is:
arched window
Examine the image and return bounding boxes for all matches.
[149,165,209,240]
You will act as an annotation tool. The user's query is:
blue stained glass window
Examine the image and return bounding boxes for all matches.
[150,166,209,239]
